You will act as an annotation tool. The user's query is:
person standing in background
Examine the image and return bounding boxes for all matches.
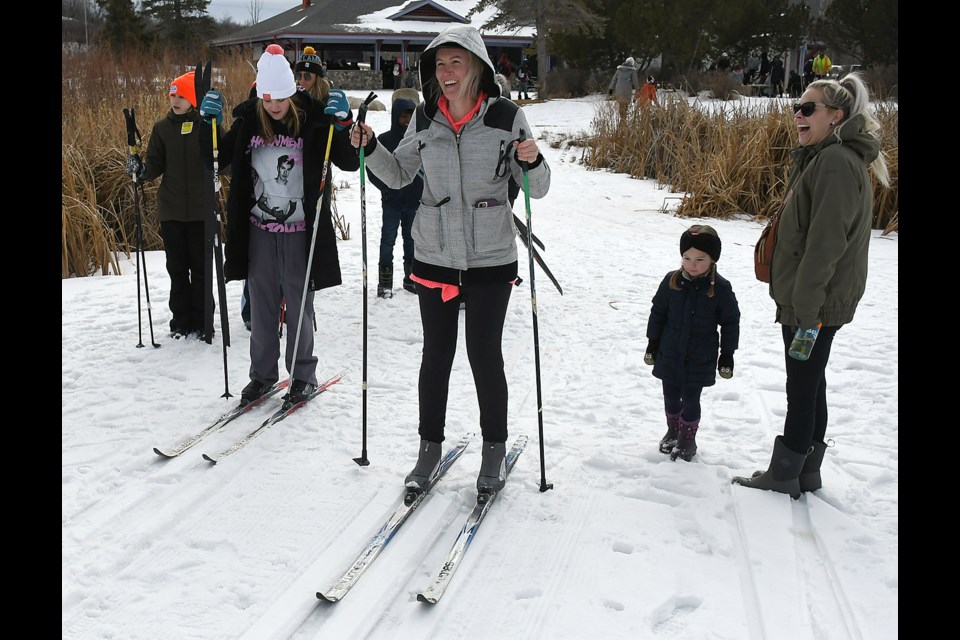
[125,70,223,340]
[366,96,423,298]
[608,56,639,114]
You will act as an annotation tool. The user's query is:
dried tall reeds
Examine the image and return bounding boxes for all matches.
[62,47,257,278]
[584,97,899,233]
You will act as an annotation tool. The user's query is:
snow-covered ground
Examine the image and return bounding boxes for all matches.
[62,92,898,640]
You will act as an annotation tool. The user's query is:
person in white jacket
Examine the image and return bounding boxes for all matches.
[350,24,550,498]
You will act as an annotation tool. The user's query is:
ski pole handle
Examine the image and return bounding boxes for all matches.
[357,91,378,125]
[518,128,529,173]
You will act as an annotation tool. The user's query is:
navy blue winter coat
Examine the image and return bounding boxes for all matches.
[646,270,740,387]
[366,97,423,209]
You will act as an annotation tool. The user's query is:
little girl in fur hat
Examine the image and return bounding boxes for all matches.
[643,224,741,461]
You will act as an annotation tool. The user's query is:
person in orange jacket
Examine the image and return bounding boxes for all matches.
[637,75,658,105]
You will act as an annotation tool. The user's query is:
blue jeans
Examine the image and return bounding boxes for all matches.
[379,201,416,268]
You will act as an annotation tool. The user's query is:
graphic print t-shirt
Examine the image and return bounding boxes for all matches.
[249,134,306,233]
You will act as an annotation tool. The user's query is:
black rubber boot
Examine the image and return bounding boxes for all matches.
[799,441,828,492]
[377,265,393,299]
[732,436,810,499]
[670,417,699,461]
[659,410,681,454]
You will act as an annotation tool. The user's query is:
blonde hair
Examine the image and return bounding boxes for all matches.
[807,73,890,187]
[456,49,485,101]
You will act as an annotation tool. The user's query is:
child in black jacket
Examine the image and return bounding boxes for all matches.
[644,225,741,461]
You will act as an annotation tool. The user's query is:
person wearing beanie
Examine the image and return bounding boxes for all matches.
[124,70,223,340]
[365,96,423,298]
[607,55,639,113]
[195,44,360,410]
[643,224,741,461]
[349,24,551,499]
[636,74,658,105]
[295,46,330,103]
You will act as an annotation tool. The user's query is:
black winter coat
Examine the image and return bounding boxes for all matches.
[142,109,220,223]
[646,270,740,387]
[366,97,423,209]
[205,92,359,290]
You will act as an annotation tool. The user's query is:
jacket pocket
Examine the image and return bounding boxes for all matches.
[414,202,444,253]
[472,203,514,254]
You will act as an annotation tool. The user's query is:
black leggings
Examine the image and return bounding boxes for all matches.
[781,324,839,453]
[417,281,513,443]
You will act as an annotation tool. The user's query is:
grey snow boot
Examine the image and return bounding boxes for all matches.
[659,410,681,454]
[670,417,699,461]
[476,441,507,493]
[404,440,443,491]
[798,441,828,493]
[732,435,810,499]
[377,265,394,299]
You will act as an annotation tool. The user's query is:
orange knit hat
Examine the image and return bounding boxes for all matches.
[169,71,197,108]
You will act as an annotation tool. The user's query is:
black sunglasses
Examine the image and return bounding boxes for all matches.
[792,101,837,117]
[295,71,314,81]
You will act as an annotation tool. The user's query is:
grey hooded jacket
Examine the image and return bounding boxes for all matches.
[608,58,638,100]
[363,25,551,277]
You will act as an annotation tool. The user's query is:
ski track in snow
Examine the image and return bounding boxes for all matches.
[62,97,897,640]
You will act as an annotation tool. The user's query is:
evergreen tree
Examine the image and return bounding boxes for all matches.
[815,0,897,66]
[94,0,144,51]
[140,0,216,50]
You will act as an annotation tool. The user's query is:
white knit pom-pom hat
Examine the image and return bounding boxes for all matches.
[256,44,296,100]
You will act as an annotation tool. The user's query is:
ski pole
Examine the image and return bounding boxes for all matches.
[123,107,160,349]
[196,62,232,399]
[287,123,336,411]
[354,91,377,468]
[518,128,552,493]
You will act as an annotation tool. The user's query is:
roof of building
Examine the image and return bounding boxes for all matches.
[212,0,535,48]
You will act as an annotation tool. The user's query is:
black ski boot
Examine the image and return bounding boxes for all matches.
[404,439,443,496]
[240,379,268,408]
[283,379,316,409]
[476,441,507,496]
[377,265,393,299]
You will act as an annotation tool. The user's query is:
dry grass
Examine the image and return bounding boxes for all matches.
[583,97,899,233]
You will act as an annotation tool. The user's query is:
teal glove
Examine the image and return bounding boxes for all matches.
[199,90,223,125]
[324,89,353,130]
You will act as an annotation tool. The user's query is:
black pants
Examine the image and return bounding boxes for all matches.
[160,220,207,332]
[781,324,839,453]
[417,281,513,443]
[661,381,703,422]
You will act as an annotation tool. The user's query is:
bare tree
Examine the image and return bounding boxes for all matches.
[248,0,263,25]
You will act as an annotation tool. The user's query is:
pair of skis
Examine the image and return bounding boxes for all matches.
[153,371,345,462]
[317,434,528,604]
